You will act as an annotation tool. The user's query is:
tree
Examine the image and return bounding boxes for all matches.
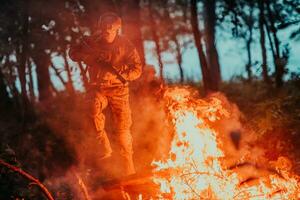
[190,0,211,93]
[258,0,270,83]
[16,1,30,108]
[0,0,32,113]
[0,66,11,107]
[148,0,165,81]
[263,0,294,88]
[163,0,193,83]
[244,2,255,81]
[203,0,221,90]
[28,0,57,101]
[221,0,298,86]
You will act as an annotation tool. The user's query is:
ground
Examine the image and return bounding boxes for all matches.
[0,79,300,199]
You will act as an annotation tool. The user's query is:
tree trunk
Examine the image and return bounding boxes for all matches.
[27,58,36,102]
[0,69,11,107]
[258,0,270,84]
[149,1,164,81]
[265,0,284,88]
[77,62,89,91]
[121,0,145,65]
[32,51,52,101]
[16,46,29,108]
[4,55,22,109]
[164,4,184,83]
[190,0,210,93]
[203,0,221,91]
[246,38,252,82]
[24,0,52,101]
[16,2,30,111]
[13,4,31,121]
[244,2,256,82]
[246,15,253,82]
[63,50,75,94]
[264,23,276,60]
[174,37,184,83]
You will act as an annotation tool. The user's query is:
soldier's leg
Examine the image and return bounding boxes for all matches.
[109,87,135,175]
[88,89,112,159]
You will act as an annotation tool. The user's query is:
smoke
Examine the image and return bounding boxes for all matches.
[27,64,171,199]
[206,92,268,167]
[130,65,171,171]
[19,67,293,199]
[131,90,170,170]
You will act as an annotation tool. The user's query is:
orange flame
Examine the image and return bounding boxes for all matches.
[151,87,299,200]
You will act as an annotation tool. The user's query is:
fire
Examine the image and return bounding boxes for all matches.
[150,87,299,200]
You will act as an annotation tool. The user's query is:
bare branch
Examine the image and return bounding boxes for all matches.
[50,64,67,87]
[0,159,55,200]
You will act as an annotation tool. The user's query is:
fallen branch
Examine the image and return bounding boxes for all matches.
[74,172,91,200]
[0,159,55,200]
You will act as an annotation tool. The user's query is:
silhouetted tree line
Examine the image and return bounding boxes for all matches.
[0,0,299,112]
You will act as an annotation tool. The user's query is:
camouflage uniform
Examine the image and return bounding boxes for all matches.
[69,35,142,175]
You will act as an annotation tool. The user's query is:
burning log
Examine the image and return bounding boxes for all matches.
[98,172,158,191]
[0,159,55,200]
[86,172,157,200]
[98,168,186,191]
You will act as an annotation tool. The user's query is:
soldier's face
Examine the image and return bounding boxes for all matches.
[99,19,120,43]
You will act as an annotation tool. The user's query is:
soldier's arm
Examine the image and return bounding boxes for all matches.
[116,45,142,81]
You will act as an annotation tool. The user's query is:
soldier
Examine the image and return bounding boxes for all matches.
[69,12,142,175]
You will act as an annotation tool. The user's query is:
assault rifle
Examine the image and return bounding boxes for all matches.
[79,36,127,84]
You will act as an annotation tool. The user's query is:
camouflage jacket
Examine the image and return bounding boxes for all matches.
[69,35,142,87]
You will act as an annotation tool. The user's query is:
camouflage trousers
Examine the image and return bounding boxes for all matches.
[87,86,135,175]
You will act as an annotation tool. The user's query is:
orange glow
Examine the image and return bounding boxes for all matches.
[150,87,299,199]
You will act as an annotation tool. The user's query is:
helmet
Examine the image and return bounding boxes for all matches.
[97,12,122,30]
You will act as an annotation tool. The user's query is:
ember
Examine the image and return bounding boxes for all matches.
[149,87,300,200]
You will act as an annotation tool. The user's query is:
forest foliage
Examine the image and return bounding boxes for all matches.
[0,0,299,199]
